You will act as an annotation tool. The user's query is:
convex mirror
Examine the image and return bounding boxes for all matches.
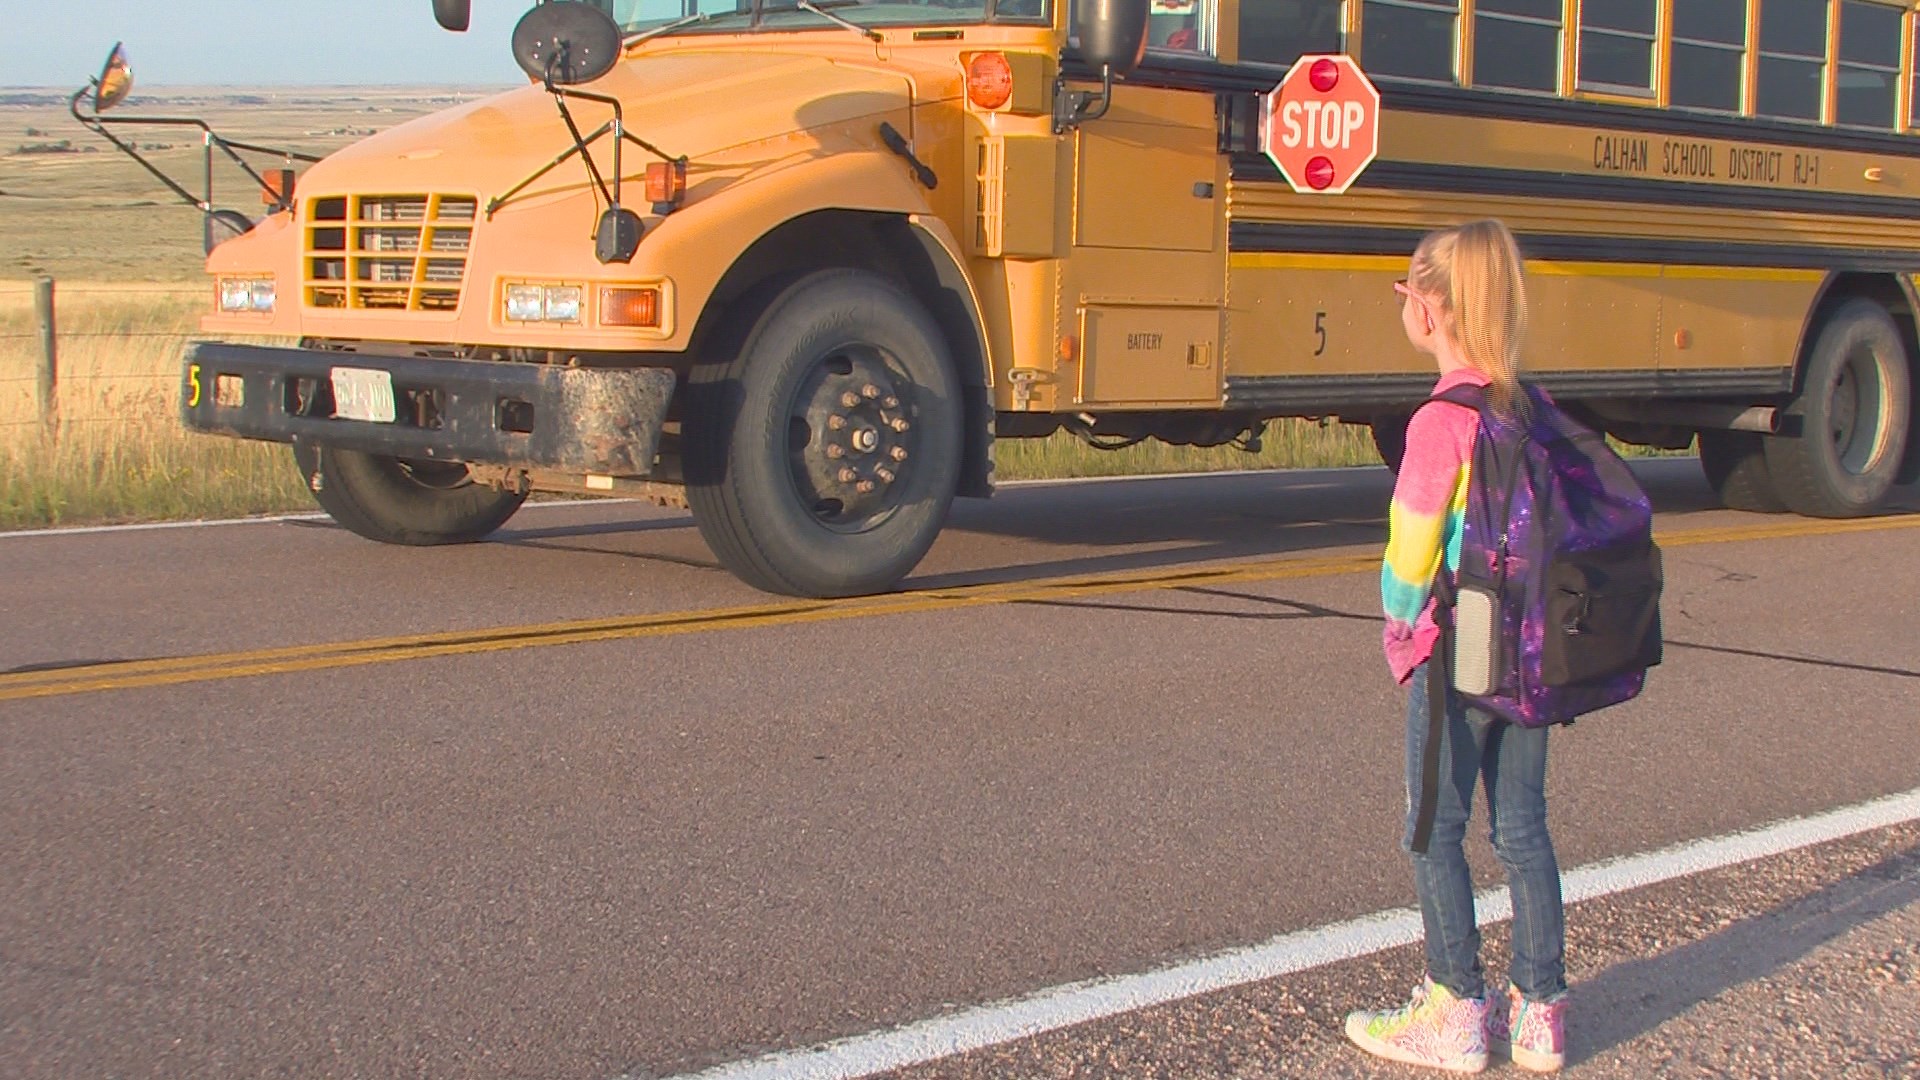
[512,2,623,86]
[94,43,133,112]
[1074,0,1150,78]
[433,0,471,32]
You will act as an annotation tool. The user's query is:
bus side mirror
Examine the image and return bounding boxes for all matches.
[1056,0,1149,132]
[94,43,134,112]
[511,1,622,86]
[433,0,471,32]
[1074,0,1149,79]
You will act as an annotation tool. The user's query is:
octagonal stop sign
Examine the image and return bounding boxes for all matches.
[1262,54,1380,195]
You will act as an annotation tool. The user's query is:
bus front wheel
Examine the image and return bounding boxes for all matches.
[1764,299,1912,517]
[292,444,526,544]
[684,269,963,597]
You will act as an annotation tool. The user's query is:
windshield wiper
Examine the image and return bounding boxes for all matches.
[626,11,717,43]
[795,0,882,41]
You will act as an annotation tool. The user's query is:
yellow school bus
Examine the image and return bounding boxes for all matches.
[143,0,1917,595]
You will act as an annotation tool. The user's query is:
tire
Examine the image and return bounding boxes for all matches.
[292,443,525,545]
[1370,412,1411,474]
[1698,430,1787,513]
[1763,298,1912,517]
[683,269,963,597]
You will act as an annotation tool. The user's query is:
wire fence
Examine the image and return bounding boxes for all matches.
[0,277,211,436]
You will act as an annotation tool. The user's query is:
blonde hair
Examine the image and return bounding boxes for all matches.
[1408,219,1529,416]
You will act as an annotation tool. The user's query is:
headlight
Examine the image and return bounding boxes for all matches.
[504,284,546,322]
[219,277,275,314]
[543,286,582,323]
[503,283,584,324]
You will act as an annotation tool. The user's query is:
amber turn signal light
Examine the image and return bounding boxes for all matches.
[965,52,1013,111]
[260,167,297,208]
[645,159,687,210]
[600,286,661,328]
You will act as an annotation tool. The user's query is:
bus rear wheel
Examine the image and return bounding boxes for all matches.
[1763,299,1912,517]
[292,444,526,544]
[684,269,963,598]
[1697,430,1786,513]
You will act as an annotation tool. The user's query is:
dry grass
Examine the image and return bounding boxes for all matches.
[0,282,309,527]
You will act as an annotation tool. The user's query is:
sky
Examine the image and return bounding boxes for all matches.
[3,0,527,88]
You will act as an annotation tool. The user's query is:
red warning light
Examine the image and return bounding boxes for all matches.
[1309,58,1340,92]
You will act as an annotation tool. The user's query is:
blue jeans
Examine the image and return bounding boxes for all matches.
[1402,662,1567,1002]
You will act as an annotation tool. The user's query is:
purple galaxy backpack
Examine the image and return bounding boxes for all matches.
[1411,382,1663,852]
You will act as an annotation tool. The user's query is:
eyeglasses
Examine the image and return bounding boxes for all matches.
[1394,280,1436,333]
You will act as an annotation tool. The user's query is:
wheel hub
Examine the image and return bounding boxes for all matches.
[788,348,915,527]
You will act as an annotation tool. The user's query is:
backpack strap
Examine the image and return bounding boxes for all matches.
[1427,382,1488,412]
[1408,381,1485,855]
[1410,625,1450,855]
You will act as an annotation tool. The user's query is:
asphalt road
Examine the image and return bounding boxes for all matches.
[1,458,1916,1079]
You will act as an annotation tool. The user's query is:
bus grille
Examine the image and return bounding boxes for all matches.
[304,194,476,312]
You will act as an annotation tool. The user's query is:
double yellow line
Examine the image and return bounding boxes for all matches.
[3,513,1915,704]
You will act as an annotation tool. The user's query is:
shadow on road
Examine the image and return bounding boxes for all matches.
[1569,838,1920,1066]
[911,458,1726,590]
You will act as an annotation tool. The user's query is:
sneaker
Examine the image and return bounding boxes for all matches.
[1507,987,1567,1072]
[1344,978,1489,1074]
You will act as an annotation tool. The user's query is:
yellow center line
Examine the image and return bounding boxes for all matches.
[3,514,1916,703]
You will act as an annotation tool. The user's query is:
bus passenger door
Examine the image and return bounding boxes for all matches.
[1064,79,1228,408]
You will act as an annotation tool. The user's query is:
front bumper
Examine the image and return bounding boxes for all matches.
[181,342,677,476]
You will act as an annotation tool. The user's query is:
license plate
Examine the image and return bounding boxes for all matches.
[330,367,396,423]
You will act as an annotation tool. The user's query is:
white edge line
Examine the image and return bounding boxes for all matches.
[0,470,1389,540]
[0,459,1716,541]
[656,784,1920,1080]
[0,498,631,540]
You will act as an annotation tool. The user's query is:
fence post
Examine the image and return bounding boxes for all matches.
[34,276,57,437]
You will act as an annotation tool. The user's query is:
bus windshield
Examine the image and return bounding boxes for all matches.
[589,1,1050,37]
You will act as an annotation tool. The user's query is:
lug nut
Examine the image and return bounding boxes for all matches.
[827,415,847,430]
[837,467,858,484]
[826,444,844,459]
[889,418,911,432]
[856,480,876,494]
[874,467,895,484]
[840,391,861,408]
[861,384,881,399]
[883,396,899,408]
[889,446,908,461]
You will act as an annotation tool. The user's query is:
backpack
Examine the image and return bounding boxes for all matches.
[1409,382,1663,853]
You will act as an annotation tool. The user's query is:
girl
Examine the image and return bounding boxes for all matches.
[1344,220,1568,1074]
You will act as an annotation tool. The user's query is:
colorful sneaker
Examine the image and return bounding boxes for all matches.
[1344,979,1489,1074]
[1507,987,1568,1072]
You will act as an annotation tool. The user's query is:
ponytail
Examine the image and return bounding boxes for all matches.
[1408,219,1529,417]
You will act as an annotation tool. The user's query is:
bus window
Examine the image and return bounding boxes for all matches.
[1472,0,1561,93]
[1360,0,1459,85]
[1835,0,1901,129]
[1669,0,1746,114]
[1239,0,1343,69]
[1576,0,1656,98]
[1755,0,1827,121]
[1146,0,1212,55]
[601,0,740,26]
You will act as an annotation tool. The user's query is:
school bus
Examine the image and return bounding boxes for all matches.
[143,0,1917,596]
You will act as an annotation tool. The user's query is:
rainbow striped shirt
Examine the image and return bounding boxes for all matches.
[1381,367,1490,684]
